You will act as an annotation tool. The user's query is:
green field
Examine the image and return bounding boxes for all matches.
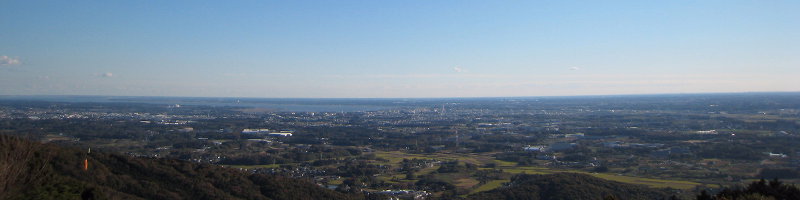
[374,151,487,165]
[469,180,510,195]
[498,165,700,189]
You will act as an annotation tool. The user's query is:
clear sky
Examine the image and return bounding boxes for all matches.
[1,1,798,98]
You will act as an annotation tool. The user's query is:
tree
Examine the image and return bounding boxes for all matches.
[0,135,51,199]
[697,190,712,200]
[405,171,415,180]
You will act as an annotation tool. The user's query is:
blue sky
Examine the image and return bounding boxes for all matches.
[1,1,798,98]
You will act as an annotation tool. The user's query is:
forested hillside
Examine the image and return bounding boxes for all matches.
[468,173,674,200]
[0,135,357,200]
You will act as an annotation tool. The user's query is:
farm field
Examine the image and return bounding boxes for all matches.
[373,150,702,191]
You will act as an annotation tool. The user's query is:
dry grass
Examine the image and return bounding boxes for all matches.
[469,180,510,195]
[455,178,480,189]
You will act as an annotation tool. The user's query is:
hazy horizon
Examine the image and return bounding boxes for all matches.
[2,91,798,101]
[2,1,799,98]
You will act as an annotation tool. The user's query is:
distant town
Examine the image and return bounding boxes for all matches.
[2,93,799,199]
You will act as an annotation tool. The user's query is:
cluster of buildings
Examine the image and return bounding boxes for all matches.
[378,190,430,200]
[242,128,294,137]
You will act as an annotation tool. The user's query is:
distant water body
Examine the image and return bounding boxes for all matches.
[0,96,392,112]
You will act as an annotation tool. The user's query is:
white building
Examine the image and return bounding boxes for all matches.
[269,132,292,137]
[242,128,271,134]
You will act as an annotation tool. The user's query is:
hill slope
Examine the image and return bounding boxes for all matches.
[0,135,356,200]
[468,173,673,200]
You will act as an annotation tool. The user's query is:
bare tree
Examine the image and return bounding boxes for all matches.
[0,135,51,199]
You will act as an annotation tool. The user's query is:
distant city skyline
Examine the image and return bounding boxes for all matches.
[2,1,798,98]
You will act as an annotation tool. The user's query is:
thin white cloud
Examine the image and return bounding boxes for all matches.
[97,72,114,77]
[453,66,463,73]
[569,67,580,70]
[0,55,21,66]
